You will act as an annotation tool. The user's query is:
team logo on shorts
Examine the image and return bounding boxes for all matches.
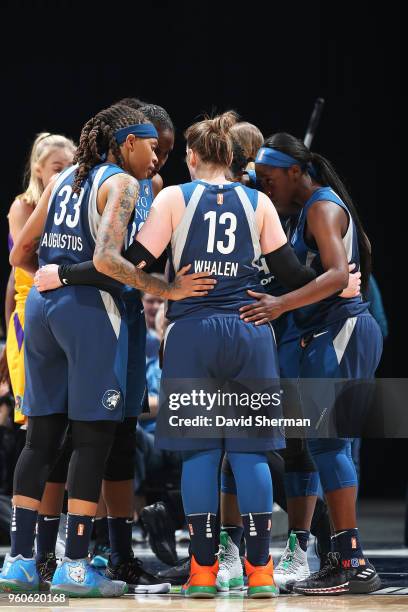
[15,395,22,411]
[102,389,122,411]
[68,562,86,583]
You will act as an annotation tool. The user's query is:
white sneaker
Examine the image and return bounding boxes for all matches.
[274,532,310,592]
[216,531,244,592]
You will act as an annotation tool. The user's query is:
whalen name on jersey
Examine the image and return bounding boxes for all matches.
[194,259,238,277]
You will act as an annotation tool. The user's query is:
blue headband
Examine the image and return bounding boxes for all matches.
[255,147,301,168]
[255,146,317,178]
[115,123,158,145]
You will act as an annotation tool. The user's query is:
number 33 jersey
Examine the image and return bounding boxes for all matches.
[39,163,125,266]
[166,180,266,320]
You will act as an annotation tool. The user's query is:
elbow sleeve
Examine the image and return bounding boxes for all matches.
[124,240,157,271]
[264,242,317,290]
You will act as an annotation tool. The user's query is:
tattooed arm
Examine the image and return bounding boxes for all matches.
[93,174,216,300]
[9,181,54,274]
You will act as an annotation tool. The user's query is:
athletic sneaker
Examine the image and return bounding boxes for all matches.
[216,530,244,592]
[292,552,382,595]
[181,555,218,598]
[0,555,39,592]
[105,555,171,594]
[141,502,178,566]
[36,553,57,590]
[274,532,310,592]
[245,556,279,598]
[50,557,127,597]
[90,543,111,569]
[157,557,190,585]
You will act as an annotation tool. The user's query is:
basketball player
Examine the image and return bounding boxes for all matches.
[0,105,212,597]
[91,111,333,598]
[219,121,360,593]
[34,101,177,592]
[240,133,382,595]
[4,133,76,585]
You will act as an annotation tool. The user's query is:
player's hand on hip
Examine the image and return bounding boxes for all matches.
[240,290,284,324]
[339,263,361,298]
[34,264,63,291]
[168,264,217,300]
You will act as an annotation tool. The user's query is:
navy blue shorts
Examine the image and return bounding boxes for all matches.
[156,314,284,452]
[23,286,128,421]
[122,289,146,418]
[299,313,383,379]
[298,313,383,438]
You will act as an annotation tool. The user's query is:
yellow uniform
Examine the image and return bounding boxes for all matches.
[6,265,33,423]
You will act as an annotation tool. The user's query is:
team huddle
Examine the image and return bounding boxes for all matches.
[0,98,383,599]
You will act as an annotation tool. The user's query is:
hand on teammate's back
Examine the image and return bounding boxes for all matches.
[34,264,62,292]
[339,263,361,298]
[239,291,285,324]
[167,264,217,301]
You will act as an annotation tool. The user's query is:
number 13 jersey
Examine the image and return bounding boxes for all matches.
[167,179,265,320]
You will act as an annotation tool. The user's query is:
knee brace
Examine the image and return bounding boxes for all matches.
[13,414,68,500]
[308,438,357,492]
[104,417,137,481]
[67,420,117,502]
[47,430,72,484]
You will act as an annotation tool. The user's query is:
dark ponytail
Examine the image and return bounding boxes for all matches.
[264,133,371,291]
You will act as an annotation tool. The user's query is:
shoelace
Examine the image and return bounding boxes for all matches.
[38,555,57,581]
[311,552,341,579]
[216,544,226,563]
[276,546,294,570]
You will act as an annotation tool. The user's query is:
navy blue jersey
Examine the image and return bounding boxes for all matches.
[290,186,368,332]
[166,180,265,320]
[126,178,154,248]
[39,163,125,266]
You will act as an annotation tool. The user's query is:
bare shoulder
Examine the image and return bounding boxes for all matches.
[8,196,34,218]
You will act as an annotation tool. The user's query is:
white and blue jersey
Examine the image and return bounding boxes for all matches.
[126,178,154,248]
[157,180,283,453]
[40,163,124,270]
[166,180,265,320]
[290,187,369,333]
[23,163,129,422]
[122,178,155,418]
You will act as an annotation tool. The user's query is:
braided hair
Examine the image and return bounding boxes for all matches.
[72,104,148,193]
[139,104,174,133]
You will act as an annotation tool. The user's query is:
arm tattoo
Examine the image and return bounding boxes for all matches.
[94,176,174,298]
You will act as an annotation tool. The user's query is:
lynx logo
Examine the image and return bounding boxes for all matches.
[68,562,86,583]
[102,390,122,411]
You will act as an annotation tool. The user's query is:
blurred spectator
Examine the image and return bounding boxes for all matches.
[143,286,164,358]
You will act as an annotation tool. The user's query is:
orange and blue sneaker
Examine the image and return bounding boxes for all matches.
[181,555,218,598]
[245,556,279,598]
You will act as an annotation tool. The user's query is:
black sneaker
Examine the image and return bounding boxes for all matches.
[36,553,57,591]
[141,502,178,566]
[157,557,190,585]
[293,552,381,595]
[105,555,171,594]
